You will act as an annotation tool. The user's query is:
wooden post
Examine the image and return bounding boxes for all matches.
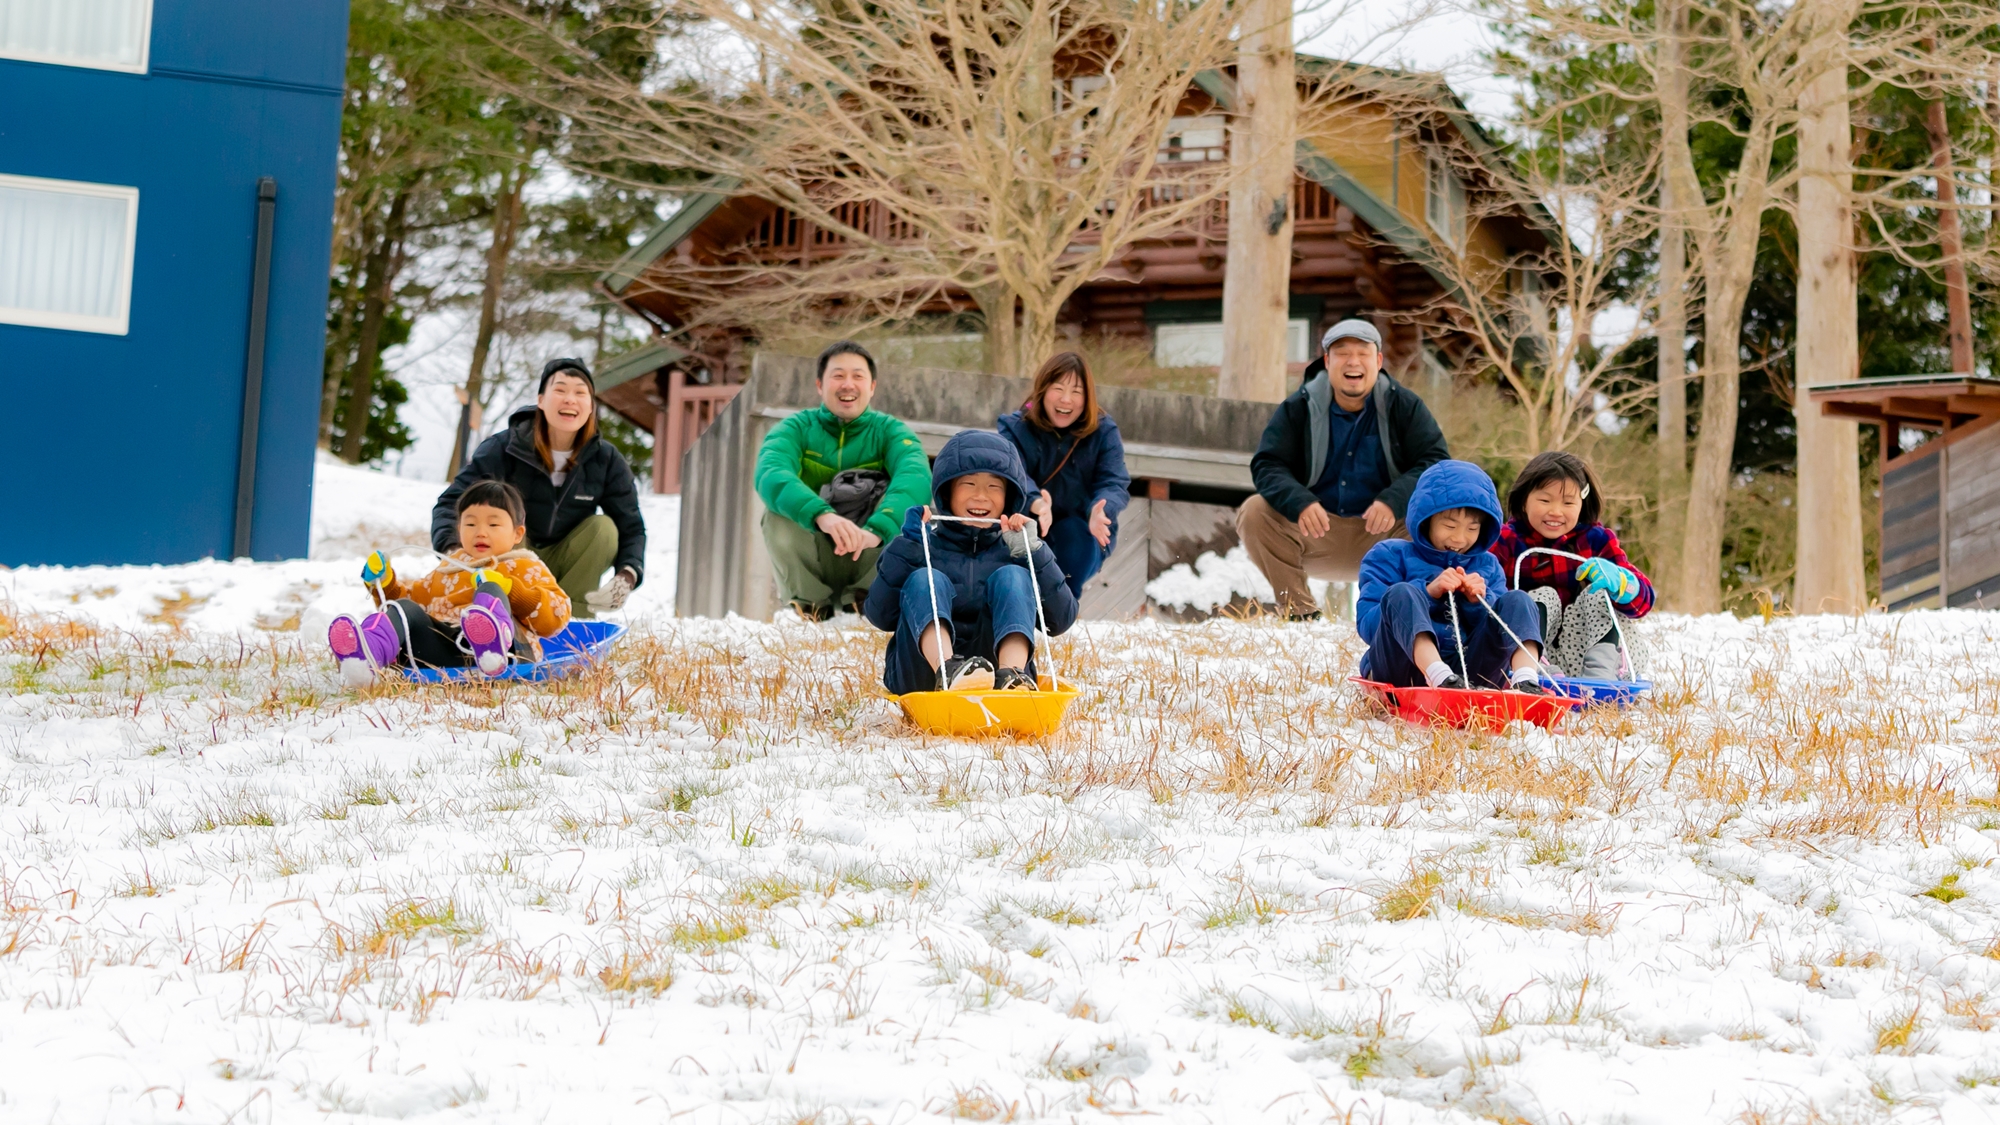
[1792,41,1867,613]
[1216,0,1295,404]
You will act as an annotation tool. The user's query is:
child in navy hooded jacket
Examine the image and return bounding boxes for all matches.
[1357,460,1549,691]
[863,431,1079,695]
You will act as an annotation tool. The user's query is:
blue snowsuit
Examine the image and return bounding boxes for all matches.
[1357,460,1542,689]
[863,431,1079,695]
[996,408,1131,597]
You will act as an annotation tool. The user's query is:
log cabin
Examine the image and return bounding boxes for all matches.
[589,56,1551,495]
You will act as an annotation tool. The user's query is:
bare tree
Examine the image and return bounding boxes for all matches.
[472,0,1251,375]
[1403,83,1665,462]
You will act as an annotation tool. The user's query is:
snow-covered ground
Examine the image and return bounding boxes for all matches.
[2,462,2000,1124]
[0,455,682,637]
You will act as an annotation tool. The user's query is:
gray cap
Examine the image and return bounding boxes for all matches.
[1321,318,1382,352]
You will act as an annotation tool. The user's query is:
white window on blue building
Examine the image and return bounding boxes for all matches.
[0,173,139,335]
[0,0,151,74]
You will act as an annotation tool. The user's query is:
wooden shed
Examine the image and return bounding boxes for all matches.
[1810,375,2000,609]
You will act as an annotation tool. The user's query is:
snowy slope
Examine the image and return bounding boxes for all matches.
[0,454,682,632]
[2,462,2000,1123]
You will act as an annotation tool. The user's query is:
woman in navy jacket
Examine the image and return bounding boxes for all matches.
[996,352,1132,598]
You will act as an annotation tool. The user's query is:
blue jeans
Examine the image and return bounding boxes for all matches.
[887,565,1039,694]
[1360,581,1542,689]
[1046,515,1112,598]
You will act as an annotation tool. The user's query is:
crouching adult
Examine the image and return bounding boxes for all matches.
[998,351,1131,599]
[434,358,646,617]
[753,341,932,620]
[1238,319,1450,618]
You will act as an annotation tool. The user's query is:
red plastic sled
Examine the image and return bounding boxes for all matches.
[1350,677,1582,731]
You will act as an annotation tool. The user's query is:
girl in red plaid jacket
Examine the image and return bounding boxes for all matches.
[1488,452,1653,679]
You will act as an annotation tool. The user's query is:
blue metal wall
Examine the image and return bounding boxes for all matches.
[0,1,348,566]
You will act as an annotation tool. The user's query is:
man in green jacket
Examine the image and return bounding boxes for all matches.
[755,341,932,619]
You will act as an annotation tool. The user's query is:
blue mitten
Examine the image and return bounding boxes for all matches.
[1578,559,1638,604]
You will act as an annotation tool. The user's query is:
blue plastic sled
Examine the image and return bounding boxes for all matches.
[1545,676,1651,707]
[402,621,627,684]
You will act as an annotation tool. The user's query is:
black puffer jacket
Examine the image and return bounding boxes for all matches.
[1249,363,1450,523]
[432,408,647,584]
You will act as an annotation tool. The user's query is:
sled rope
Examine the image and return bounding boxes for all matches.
[918,516,948,688]
[926,513,1060,688]
[1443,590,1471,686]
[1511,546,1633,679]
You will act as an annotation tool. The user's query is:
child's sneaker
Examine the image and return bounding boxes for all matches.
[1509,671,1552,695]
[460,592,516,676]
[329,612,399,687]
[1434,674,1468,690]
[994,668,1038,691]
[940,655,995,691]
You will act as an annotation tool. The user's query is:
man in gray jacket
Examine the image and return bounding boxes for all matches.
[1237,319,1452,618]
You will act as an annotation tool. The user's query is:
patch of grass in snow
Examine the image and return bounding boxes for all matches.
[1943,989,1997,1031]
[1961,1066,2000,1090]
[1021,900,1098,927]
[655,781,719,813]
[597,949,675,996]
[1917,873,1967,903]
[1525,835,1579,866]
[345,899,484,953]
[114,867,168,898]
[667,913,751,950]
[928,1085,1015,1121]
[1201,889,1287,929]
[1374,867,1444,922]
[731,874,806,909]
[1871,1003,1929,1055]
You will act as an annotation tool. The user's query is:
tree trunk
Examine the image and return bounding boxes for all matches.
[1794,61,1867,613]
[449,169,527,477]
[1016,298,1060,378]
[339,189,411,464]
[1653,0,1691,609]
[1216,0,1296,404]
[1924,88,1976,376]
[320,206,378,449]
[972,281,1020,376]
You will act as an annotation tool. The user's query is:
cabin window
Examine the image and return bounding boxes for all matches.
[0,172,139,335]
[0,0,152,73]
[1160,116,1227,163]
[1426,149,1467,249]
[1153,319,1310,367]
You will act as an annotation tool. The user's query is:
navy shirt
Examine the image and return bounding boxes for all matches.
[1311,398,1390,517]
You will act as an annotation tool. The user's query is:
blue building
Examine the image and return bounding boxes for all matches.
[0,1,349,565]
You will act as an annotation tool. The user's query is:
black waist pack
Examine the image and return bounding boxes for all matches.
[819,469,890,524]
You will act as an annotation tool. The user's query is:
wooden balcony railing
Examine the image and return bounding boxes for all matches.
[737,168,1346,262]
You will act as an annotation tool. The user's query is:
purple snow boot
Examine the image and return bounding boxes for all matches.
[328,612,401,687]
[459,589,516,676]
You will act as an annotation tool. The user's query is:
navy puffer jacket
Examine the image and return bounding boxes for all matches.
[863,431,1078,673]
[995,409,1132,536]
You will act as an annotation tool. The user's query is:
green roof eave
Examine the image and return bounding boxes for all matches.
[597,183,736,296]
[595,340,690,392]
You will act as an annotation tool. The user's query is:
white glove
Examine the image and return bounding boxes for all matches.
[585,568,636,613]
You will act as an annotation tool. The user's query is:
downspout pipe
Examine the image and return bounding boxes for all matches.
[234,177,277,560]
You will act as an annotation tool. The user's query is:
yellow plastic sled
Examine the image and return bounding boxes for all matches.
[898,678,1079,737]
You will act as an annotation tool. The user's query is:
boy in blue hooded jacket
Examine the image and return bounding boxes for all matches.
[863,431,1079,694]
[1357,460,1549,692]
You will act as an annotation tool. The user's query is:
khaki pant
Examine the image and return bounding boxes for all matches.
[529,514,620,619]
[761,511,882,612]
[1236,494,1403,617]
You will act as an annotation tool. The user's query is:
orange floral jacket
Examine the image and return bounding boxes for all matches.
[371,549,571,655]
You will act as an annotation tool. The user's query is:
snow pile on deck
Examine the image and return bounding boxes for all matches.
[1,461,1998,1123]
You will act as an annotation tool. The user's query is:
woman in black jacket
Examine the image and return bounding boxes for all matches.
[432,358,647,616]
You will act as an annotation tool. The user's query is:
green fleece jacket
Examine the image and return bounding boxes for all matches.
[755,406,933,541]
